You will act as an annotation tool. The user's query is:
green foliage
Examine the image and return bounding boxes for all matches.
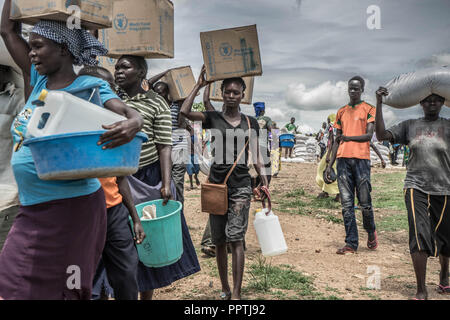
[192,102,205,112]
[286,188,306,198]
[247,256,317,298]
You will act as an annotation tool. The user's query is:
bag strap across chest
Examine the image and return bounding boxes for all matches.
[209,115,252,185]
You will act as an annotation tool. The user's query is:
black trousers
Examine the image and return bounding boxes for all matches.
[93,202,139,300]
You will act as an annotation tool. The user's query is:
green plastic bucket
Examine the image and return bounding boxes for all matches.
[132,200,183,268]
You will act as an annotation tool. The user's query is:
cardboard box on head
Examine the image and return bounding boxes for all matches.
[209,77,254,105]
[100,0,174,59]
[10,0,112,29]
[161,66,196,102]
[200,25,262,81]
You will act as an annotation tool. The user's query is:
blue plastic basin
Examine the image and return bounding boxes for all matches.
[133,200,183,268]
[23,130,148,180]
[279,133,295,148]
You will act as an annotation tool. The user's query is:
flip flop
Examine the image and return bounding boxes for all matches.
[201,246,216,258]
[336,246,356,255]
[367,231,378,250]
[437,284,450,295]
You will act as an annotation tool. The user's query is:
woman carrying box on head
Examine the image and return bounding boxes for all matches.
[180,66,269,300]
[0,0,143,300]
[113,55,200,300]
[375,87,450,300]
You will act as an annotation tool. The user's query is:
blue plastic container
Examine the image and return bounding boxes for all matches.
[133,200,183,268]
[279,133,295,148]
[23,130,148,180]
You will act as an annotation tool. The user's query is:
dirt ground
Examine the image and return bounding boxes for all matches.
[152,162,450,301]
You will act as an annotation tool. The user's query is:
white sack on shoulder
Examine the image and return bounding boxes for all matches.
[384,66,450,108]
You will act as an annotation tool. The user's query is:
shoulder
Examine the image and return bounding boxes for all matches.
[336,106,347,119]
[142,90,170,113]
[389,119,413,130]
[75,75,109,87]
[441,117,450,125]
[337,105,347,115]
[362,101,375,108]
[203,110,221,119]
[361,101,376,113]
[247,115,259,126]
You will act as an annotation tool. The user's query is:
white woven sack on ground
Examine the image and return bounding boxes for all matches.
[296,135,308,141]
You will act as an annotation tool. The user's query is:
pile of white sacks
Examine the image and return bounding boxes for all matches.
[370,142,390,166]
[282,134,318,163]
[282,135,403,167]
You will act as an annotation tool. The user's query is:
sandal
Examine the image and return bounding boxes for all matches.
[367,231,378,250]
[336,246,356,255]
[317,192,329,199]
[201,246,216,258]
[219,292,231,300]
[437,284,450,295]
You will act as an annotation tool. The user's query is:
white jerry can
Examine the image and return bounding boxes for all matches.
[26,89,126,138]
[253,208,288,257]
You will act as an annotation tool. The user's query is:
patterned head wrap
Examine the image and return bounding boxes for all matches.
[31,20,108,66]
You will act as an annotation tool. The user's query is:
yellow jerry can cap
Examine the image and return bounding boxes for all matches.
[38,89,48,102]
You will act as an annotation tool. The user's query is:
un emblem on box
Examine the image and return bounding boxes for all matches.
[114,13,128,31]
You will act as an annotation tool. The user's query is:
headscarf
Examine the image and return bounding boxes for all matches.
[253,102,265,117]
[31,20,108,66]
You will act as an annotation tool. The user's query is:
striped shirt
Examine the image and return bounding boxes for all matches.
[116,87,172,167]
[170,102,188,151]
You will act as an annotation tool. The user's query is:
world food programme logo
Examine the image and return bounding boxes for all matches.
[114,13,128,31]
[219,43,232,56]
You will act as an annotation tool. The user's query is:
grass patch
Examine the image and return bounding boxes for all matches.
[186,194,201,198]
[365,292,381,300]
[317,213,343,224]
[309,197,341,210]
[372,172,406,211]
[286,188,306,198]
[277,198,308,215]
[246,256,320,299]
[377,213,408,232]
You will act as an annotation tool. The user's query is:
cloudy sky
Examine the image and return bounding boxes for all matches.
[147,0,450,132]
